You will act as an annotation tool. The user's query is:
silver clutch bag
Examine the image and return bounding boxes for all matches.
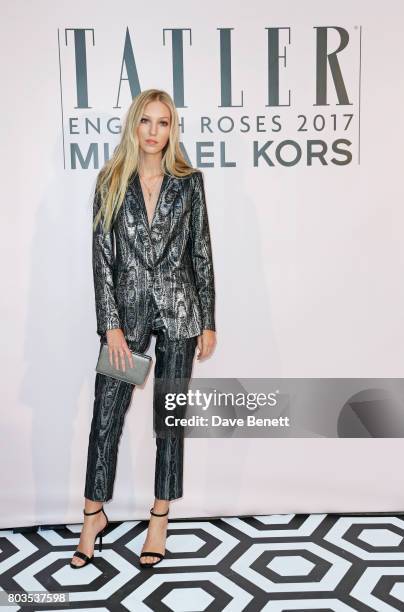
[95,342,152,385]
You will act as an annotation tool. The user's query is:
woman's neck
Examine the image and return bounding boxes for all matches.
[138,153,163,178]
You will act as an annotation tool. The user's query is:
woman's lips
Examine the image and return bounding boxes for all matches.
[146,139,158,145]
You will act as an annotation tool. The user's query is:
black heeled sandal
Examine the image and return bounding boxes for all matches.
[139,507,169,568]
[70,506,109,569]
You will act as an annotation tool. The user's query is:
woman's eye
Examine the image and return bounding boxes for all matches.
[140,118,168,126]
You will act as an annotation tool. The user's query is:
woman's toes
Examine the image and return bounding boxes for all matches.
[141,554,158,564]
[71,556,84,567]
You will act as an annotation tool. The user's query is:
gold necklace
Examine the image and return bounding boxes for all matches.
[139,172,163,200]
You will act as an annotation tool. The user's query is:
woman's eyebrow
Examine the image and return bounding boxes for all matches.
[143,113,170,119]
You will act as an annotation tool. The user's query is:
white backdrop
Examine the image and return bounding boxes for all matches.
[2,0,404,528]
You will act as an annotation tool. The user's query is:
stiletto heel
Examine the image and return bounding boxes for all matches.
[70,506,109,569]
[139,507,169,568]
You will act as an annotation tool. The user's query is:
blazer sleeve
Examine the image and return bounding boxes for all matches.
[92,188,121,336]
[190,170,216,331]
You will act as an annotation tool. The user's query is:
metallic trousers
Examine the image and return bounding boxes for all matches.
[84,296,198,502]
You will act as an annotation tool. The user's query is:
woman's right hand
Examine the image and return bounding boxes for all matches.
[106,328,134,372]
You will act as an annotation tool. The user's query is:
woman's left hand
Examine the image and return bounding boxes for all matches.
[196,329,216,361]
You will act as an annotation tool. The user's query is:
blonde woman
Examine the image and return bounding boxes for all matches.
[70,89,216,569]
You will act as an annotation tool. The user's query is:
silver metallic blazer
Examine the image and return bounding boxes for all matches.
[92,169,216,347]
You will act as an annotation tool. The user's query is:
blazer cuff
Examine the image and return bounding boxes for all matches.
[202,315,216,331]
[97,313,121,337]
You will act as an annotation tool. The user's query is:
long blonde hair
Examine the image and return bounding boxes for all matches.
[93,89,197,233]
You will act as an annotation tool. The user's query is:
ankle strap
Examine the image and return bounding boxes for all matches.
[150,507,169,517]
[83,506,103,516]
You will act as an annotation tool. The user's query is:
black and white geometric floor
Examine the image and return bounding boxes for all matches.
[1,513,404,611]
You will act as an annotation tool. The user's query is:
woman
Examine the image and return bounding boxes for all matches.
[70,89,216,569]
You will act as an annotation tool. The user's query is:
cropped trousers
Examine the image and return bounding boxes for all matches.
[84,295,198,502]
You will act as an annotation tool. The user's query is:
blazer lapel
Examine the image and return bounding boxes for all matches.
[126,171,182,255]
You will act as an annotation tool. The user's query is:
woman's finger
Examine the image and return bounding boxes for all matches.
[125,345,134,368]
[119,347,126,372]
[198,339,206,360]
[113,347,120,370]
[108,346,114,367]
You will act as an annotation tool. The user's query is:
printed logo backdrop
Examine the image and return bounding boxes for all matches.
[59,25,361,170]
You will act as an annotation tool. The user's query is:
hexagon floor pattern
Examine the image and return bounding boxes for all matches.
[1,513,404,611]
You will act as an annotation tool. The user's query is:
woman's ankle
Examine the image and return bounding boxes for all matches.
[84,498,103,514]
[152,498,169,513]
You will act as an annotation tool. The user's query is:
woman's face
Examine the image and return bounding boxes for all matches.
[137,100,171,157]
